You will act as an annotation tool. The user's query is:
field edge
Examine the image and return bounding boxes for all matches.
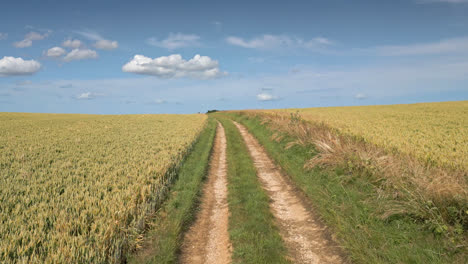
[127,117,217,263]
[225,112,467,264]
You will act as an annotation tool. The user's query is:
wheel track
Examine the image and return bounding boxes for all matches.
[234,121,347,264]
[180,123,232,264]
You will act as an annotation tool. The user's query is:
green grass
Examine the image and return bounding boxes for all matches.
[128,118,217,264]
[227,113,466,264]
[216,116,290,264]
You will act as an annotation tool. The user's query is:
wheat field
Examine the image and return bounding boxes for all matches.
[279,101,468,171]
[0,113,206,263]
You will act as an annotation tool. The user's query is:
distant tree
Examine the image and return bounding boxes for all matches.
[206,110,219,114]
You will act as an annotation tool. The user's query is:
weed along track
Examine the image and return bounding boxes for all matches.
[234,121,347,264]
[180,123,232,264]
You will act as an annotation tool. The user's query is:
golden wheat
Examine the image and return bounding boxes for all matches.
[0,113,206,263]
[238,109,467,240]
[277,101,468,171]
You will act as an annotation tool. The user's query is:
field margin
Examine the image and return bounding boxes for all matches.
[128,117,217,263]
[227,112,467,264]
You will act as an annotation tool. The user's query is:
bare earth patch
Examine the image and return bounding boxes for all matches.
[180,123,232,264]
[234,121,347,264]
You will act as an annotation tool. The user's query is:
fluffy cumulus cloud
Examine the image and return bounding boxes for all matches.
[256,93,279,101]
[62,39,83,48]
[45,46,66,57]
[13,31,49,48]
[226,34,332,50]
[0,56,41,76]
[64,49,98,62]
[14,39,33,48]
[147,33,200,50]
[25,32,48,40]
[94,39,118,50]
[122,54,226,79]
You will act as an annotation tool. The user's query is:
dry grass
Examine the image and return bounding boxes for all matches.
[278,101,468,171]
[238,110,467,236]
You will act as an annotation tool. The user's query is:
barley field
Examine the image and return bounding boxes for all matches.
[0,113,206,263]
[280,101,468,171]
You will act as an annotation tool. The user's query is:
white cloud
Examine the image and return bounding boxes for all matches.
[226,34,332,50]
[13,31,49,48]
[76,92,94,100]
[64,49,98,62]
[313,37,333,45]
[256,93,279,101]
[62,39,83,48]
[154,99,167,104]
[373,37,468,56]
[74,30,118,51]
[74,30,102,41]
[0,33,7,40]
[8,53,467,114]
[122,54,226,79]
[226,35,288,49]
[45,47,66,57]
[25,32,47,41]
[94,39,118,50]
[354,93,367,99]
[147,33,200,50]
[76,92,104,100]
[13,39,32,48]
[0,56,41,76]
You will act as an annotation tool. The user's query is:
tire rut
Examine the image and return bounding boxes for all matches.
[180,123,232,264]
[234,121,347,264]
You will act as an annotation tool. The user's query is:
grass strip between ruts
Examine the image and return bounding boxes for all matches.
[217,116,290,264]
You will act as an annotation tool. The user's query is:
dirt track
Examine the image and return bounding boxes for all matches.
[180,123,232,264]
[234,121,347,264]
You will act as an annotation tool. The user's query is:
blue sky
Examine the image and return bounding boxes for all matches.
[0,0,467,114]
